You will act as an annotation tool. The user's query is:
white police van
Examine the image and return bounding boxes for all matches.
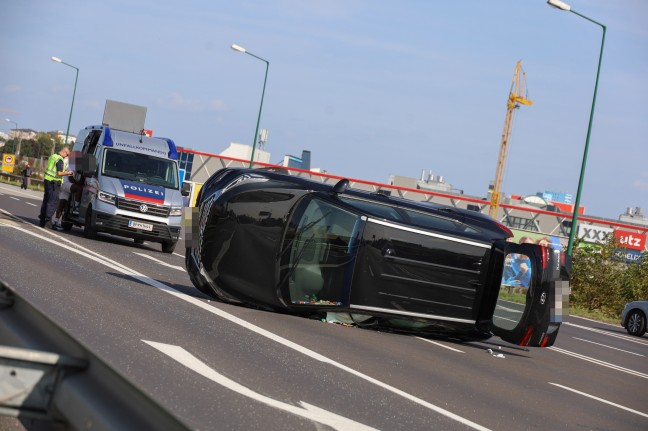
[61,101,190,253]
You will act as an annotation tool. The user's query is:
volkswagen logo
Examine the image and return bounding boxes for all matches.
[139,204,148,213]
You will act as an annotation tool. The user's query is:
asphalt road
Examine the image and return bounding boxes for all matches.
[1,182,646,431]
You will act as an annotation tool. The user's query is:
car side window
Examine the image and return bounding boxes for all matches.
[287,198,360,306]
[402,208,480,234]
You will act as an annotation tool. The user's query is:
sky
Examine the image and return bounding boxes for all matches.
[1,0,647,221]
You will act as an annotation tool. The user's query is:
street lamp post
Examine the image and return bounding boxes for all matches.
[5,118,20,156]
[51,56,79,147]
[547,0,606,257]
[231,44,269,168]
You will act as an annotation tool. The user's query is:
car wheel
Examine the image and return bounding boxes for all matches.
[84,207,97,239]
[161,240,177,254]
[626,310,647,337]
[185,248,216,297]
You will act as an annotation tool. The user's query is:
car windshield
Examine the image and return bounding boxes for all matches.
[102,148,178,189]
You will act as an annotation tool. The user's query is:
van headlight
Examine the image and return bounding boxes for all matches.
[170,206,183,216]
[98,191,116,205]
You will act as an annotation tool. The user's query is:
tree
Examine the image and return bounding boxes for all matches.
[2,139,17,154]
[36,133,58,157]
[570,236,647,317]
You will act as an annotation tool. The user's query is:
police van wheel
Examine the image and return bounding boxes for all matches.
[84,208,97,239]
[161,240,177,254]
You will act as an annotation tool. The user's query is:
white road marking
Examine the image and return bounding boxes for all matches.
[569,315,620,327]
[493,315,519,324]
[25,202,37,206]
[417,337,465,353]
[143,341,378,431]
[1,207,492,431]
[172,252,184,258]
[548,382,648,418]
[495,305,522,313]
[0,184,38,198]
[133,252,185,271]
[9,196,19,201]
[572,337,644,356]
[549,347,648,379]
[564,321,648,345]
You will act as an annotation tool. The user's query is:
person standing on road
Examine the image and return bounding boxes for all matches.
[20,162,32,190]
[52,151,85,230]
[39,146,73,228]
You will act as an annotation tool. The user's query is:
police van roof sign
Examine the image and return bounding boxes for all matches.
[102,100,147,134]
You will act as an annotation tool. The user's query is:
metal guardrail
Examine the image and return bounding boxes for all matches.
[0,172,43,190]
[0,280,190,431]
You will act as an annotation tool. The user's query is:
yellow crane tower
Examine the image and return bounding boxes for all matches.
[488,60,533,218]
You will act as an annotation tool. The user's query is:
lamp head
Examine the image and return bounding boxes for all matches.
[231,44,246,53]
[51,56,62,63]
[547,0,571,11]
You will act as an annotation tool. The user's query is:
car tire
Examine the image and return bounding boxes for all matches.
[84,207,97,239]
[185,248,215,297]
[161,240,177,254]
[626,310,647,337]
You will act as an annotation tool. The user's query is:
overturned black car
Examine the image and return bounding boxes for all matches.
[186,168,569,347]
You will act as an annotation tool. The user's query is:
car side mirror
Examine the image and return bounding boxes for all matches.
[181,182,191,197]
[331,178,349,195]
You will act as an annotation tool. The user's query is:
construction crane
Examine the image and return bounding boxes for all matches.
[488,60,533,218]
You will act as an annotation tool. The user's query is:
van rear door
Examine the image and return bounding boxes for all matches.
[490,243,568,347]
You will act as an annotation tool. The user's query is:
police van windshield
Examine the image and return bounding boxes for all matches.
[102,148,179,189]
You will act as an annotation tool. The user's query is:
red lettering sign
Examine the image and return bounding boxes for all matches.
[614,230,647,251]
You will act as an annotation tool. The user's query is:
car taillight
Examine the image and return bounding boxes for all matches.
[495,221,513,238]
[541,246,549,269]
[519,325,535,346]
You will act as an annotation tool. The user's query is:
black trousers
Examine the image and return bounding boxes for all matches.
[39,180,61,225]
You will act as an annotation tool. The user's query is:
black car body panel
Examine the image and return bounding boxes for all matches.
[187,168,570,347]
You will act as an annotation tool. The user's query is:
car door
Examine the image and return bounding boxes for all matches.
[490,242,567,347]
[349,217,492,324]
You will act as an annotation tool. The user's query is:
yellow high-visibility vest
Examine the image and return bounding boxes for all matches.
[44,154,64,183]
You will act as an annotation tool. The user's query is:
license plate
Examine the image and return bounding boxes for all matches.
[128,220,153,231]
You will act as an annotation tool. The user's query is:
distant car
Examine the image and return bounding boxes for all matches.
[186,168,570,347]
[621,300,648,336]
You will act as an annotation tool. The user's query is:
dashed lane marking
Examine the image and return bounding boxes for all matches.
[549,346,648,379]
[133,252,185,271]
[549,382,648,418]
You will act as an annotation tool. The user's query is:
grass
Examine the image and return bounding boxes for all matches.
[568,305,621,326]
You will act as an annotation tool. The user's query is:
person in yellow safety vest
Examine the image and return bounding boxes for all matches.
[39,146,73,228]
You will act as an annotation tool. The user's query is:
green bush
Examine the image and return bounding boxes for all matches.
[570,236,647,319]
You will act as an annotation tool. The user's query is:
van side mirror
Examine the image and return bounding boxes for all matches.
[181,182,191,197]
